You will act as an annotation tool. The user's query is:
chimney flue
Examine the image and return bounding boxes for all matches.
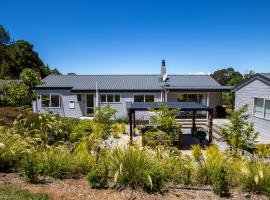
[161,59,167,81]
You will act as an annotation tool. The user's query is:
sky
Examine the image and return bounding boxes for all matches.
[1,0,270,75]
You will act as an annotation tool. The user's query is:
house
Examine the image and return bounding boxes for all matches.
[33,61,231,119]
[233,73,270,144]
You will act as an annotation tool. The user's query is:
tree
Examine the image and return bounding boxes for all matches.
[0,25,10,45]
[0,68,42,105]
[211,67,243,86]
[221,105,259,153]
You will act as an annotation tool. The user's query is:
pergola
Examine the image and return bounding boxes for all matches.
[127,102,213,144]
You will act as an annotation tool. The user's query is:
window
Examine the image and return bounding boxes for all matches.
[254,98,264,118]
[41,94,50,107]
[77,94,82,102]
[176,93,207,105]
[100,94,120,103]
[41,94,61,108]
[265,100,270,119]
[134,94,155,102]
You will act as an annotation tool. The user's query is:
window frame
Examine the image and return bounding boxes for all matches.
[99,93,121,103]
[252,97,270,120]
[133,93,155,103]
[41,93,62,108]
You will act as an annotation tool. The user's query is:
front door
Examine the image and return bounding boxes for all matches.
[85,94,94,116]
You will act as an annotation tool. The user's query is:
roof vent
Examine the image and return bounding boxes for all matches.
[161,59,167,81]
[67,73,77,75]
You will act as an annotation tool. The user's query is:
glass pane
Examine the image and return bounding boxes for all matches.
[100,94,106,102]
[41,94,50,107]
[134,95,144,102]
[114,94,120,102]
[177,94,187,102]
[265,100,270,119]
[107,94,114,102]
[77,94,82,102]
[197,94,207,105]
[188,94,197,102]
[87,94,94,107]
[254,98,264,117]
[50,95,60,107]
[145,95,154,102]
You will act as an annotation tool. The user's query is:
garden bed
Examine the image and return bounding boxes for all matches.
[0,173,268,200]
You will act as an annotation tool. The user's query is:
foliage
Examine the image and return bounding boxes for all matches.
[95,105,117,136]
[87,162,108,189]
[211,67,243,86]
[221,105,259,153]
[70,119,94,141]
[0,187,50,200]
[0,107,28,126]
[22,151,41,183]
[240,160,270,196]
[144,128,173,147]
[108,146,168,192]
[149,103,179,131]
[212,166,229,197]
[111,122,126,138]
[256,144,270,159]
[0,127,37,172]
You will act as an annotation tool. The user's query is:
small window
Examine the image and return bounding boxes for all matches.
[145,95,154,102]
[115,94,120,102]
[77,94,82,102]
[134,95,144,102]
[41,94,50,107]
[265,100,270,119]
[50,95,61,107]
[254,98,264,117]
[100,94,106,103]
[69,101,75,109]
[107,94,114,102]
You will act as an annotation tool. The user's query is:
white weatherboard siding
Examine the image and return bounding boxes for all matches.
[235,79,270,144]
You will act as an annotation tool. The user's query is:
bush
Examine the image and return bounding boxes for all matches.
[111,122,126,138]
[87,162,108,189]
[70,120,94,141]
[212,166,229,197]
[144,128,172,147]
[95,105,117,135]
[240,160,270,196]
[22,151,41,183]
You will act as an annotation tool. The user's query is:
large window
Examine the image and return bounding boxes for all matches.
[100,94,120,103]
[41,94,61,108]
[134,94,155,102]
[253,97,270,119]
[176,93,207,105]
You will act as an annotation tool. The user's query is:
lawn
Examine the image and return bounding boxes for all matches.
[0,187,49,200]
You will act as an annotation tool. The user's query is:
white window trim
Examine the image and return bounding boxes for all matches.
[41,93,62,108]
[252,96,270,121]
[133,93,155,103]
[100,93,121,103]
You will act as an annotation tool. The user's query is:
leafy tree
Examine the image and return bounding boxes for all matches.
[20,68,42,91]
[221,105,259,153]
[0,25,10,45]
[211,67,243,86]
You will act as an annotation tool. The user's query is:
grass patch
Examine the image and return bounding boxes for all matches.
[0,187,50,200]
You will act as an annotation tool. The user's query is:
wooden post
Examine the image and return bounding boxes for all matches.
[191,110,196,136]
[133,112,136,128]
[129,111,133,143]
[208,109,213,143]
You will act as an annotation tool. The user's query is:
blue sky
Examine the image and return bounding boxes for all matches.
[1,0,270,74]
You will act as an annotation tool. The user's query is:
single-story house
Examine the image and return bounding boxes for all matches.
[33,61,231,119]
[233,73,270,144]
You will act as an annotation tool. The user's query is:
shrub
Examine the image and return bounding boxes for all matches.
[70,120,94,141]
[111,122,126,138]
[22,151,41,183]
[39,146,76,178]
[212,166,229,197]
[240,160,270,196]
[256,144,270,159]
[95,105,117,135]
[144,128,172,147]
[87,162,108,189]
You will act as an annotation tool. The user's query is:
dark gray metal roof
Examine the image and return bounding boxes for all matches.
[36,74,230,91]
[232,73,270,92]
[127,102,212,111]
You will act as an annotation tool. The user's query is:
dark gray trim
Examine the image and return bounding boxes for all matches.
[232,74,270,92]
[35,87,73,89]
[71,89,162,92]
